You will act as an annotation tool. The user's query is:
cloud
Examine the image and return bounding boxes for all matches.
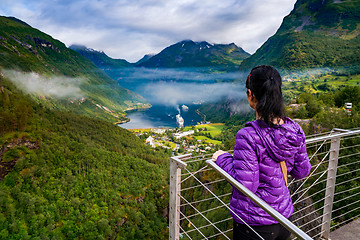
[0,0,297,62]
[2,69,85,99]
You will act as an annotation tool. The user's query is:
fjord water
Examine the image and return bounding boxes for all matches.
[120,104,202,129]
[105,67,243,129]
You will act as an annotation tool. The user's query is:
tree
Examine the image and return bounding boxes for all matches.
[334,86,360,109]
[306,98,322,118]
[296,106,309,119]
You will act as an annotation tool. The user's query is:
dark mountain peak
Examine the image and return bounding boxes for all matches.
[4,16,31,27]
[137,40,250,68]
[69,44,106,55]
[70,44,132,68]
[179,39,194,44]
[135,54,156,65]
[293,0,328,12]
[278,0,360,34]
[69,44,87,50]
[171,40,218,52]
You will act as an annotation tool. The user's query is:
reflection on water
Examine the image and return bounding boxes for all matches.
[119,104,202,129]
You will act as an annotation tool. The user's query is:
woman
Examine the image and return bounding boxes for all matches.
[212,65,311,240]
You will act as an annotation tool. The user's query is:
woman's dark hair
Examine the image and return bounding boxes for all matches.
[246,65,285,126]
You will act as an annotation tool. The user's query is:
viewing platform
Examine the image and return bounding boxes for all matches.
[169,128,360,239]
[330,218,360,240]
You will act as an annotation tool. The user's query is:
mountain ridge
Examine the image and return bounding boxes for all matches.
[136,40,251,68]
[0,16,149,122]
[239,0,360,71]
[72,40,251,69]
[69,44,133,69]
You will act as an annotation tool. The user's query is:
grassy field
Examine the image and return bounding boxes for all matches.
[194,136,222,145]
[283,74,360,101]
[158,140,177,149]
[128,128,154,134]
[283,74,360,92]
[183,123,225,138]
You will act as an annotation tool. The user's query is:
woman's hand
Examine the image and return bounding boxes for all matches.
[212,150,227,161]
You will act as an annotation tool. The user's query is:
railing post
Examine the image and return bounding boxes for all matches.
[321,136,341,239]
[169,155,189,240]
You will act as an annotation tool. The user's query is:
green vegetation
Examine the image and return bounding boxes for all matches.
[0,16,148,122]
[284,83,360,136]
[1,1,360,238]
[193,136,222,145]
[158,140,177,150]
[282,73,360,101]
[0,77,170,239]
[183,123,225,138]
[240,31,360,71]
[240,0,360,71]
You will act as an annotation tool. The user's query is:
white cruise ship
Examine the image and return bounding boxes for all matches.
[176,114,184,128]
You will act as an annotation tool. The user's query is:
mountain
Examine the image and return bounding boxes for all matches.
[0,16,149,122]
[137,40,251,68]
[135,54,156,65]
[240,0,360,71]
[0,70,170,239]
[70,44,133,69]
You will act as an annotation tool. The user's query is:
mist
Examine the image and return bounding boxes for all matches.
[126,67,244,83]
[108,67,251,116]
[2,69,85,99]
[110,67,248,104]
[281,66,359,80]
[140,81,246,106]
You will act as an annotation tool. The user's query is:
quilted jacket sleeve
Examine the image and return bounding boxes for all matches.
[216,128,259,193]
[290,130,311,179]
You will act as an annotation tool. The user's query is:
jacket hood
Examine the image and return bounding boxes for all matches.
[246,118,304,162]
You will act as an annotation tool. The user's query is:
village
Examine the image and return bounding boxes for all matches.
[130,123,225,155]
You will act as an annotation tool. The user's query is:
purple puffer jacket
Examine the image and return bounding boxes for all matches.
[216,117,311,225]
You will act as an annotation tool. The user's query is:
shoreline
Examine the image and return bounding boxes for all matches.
[128,122,223,132]
[124,104,151,114]
[118,104,204,129]
[116,104,152,125]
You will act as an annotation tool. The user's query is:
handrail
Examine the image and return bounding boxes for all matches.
[170,128,360,240]
[305,129,360,144]
[206,159,313,240]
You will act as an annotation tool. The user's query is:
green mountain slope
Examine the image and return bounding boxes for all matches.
[240,0,360,71]
[137,40,250,68]
[69,45,133,69]
[0,76,169,239]
[0,16,149,122]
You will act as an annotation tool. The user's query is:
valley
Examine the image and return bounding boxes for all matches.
[0,0,360,238]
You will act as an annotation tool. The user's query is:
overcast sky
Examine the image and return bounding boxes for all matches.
[0,0,297,62]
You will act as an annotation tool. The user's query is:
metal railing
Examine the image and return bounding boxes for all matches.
[169,128,360,240]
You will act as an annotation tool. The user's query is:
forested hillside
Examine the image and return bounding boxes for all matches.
[240,0,360,71]
[0,16,148,123]
[0,75,170,239]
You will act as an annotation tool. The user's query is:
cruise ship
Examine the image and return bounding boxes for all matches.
[176,114,184,128]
